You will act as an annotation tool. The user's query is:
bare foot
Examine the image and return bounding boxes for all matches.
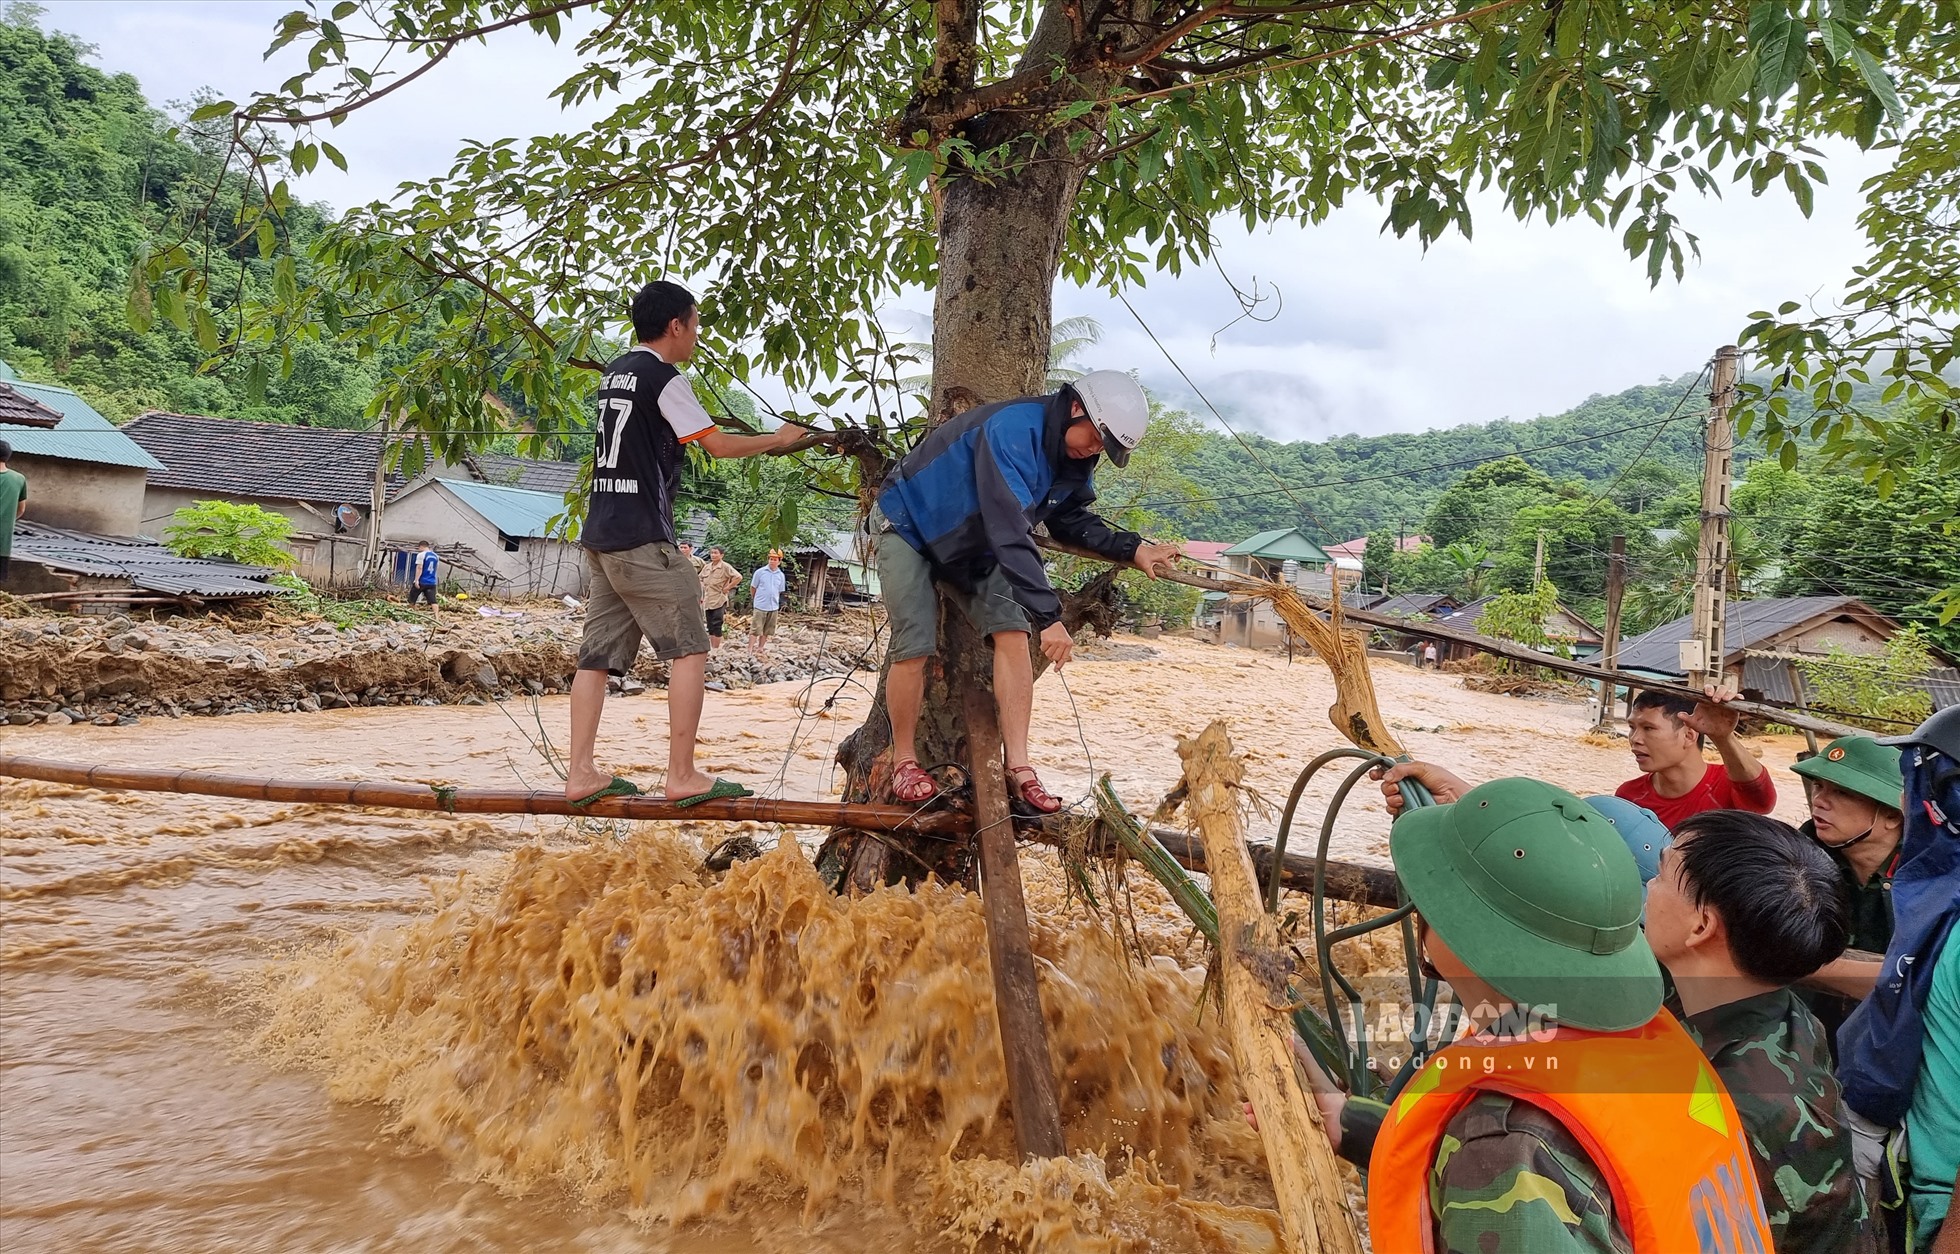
[662,770,714,801]
[564,769,615,802]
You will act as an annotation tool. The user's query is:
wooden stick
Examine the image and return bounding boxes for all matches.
[0,754,969,834]
[1036,539,1864,738]
[1027,815,1400,909]
[963,685,1068,1160]
[1180,721,1365,1254]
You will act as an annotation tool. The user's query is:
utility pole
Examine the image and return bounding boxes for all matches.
[1532,529,1546,587]
[1685,346,1739,690]
[1596,533,1626,730]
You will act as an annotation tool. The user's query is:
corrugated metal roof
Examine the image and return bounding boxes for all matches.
[10,522,280,597]
[1369,593,1458,619]
[0,377,164,470]
[1615,596,1874,674]
[433,478,569,539]
[1222,527,1332,564]
[1437,595,1602,641]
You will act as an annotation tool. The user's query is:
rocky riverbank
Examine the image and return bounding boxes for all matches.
[0,601,882,727]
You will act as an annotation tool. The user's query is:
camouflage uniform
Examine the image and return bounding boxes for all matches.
[1341,1089,1632,1251]
[1684,987,1878,1254]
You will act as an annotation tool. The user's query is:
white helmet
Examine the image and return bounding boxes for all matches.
[1069,370,1148,467]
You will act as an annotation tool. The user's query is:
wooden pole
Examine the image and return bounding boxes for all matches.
[1532,528,1547,587]
[1180,721,1365,1254]
[1595,533,1627,730]
[962,685,1067,1161]
[364,412,390,578]
[1689,346,1739,689]
[0,755,969,833]
[1026,817,1401,908]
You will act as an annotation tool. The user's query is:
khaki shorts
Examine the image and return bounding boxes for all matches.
[753,609,779,640]
[578,543,710,672]
[876,525,1030,662]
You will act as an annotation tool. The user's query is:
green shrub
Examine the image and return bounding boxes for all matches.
[1794,626,1936,733]
[163,500,296,569]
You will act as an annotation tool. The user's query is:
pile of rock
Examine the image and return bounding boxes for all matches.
[0,604,880,726]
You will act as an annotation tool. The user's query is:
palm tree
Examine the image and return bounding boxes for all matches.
[1623,519,1770,634]
[1442,541,1492,600]
[900,315,1106,394]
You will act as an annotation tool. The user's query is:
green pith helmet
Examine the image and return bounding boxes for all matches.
[1794,736,1905,810]
[1390,777,1663,1033]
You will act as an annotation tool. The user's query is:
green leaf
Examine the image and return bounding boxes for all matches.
[321,141,348,172]
[1748,2,1804,101]
[126,264,153,334]
[192,303,221,353]
[1779,440,1799,470]
[1848,47,1906,127]
[156,281,188,332]
[246,354,269,403]
[188,100,237,123]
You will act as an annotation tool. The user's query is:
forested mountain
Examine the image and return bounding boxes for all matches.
[1153,378,1714,542]
[0,12,386,425]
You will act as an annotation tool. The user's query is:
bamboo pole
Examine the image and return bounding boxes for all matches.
[963,685,1068,1161]
[1180,721,1365,1254]
[0,755,968,834]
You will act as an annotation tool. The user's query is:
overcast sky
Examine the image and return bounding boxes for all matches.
[45,0,1879,442]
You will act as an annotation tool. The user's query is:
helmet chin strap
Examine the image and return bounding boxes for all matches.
[1819,823,1876,850]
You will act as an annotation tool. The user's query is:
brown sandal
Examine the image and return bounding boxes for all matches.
[890,757,939,804]
[1005,765,1062,815]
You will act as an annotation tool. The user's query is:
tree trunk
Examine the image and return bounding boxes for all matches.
[821,5,1136,890]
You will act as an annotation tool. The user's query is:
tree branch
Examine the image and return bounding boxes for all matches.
[240,0,603,126]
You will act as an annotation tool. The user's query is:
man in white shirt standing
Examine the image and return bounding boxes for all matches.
[564,280,806,807]
[748,549,787,657]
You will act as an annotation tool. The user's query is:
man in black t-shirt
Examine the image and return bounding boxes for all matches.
[566,281,807,806]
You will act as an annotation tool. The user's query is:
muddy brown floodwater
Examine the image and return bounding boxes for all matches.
[0,638,1816,1251]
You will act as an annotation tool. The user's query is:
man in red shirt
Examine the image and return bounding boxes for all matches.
[1616,687,1776,828]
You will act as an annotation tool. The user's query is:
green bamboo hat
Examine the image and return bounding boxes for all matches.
[1793,736,1904,810]
[1390,778,1663,1032]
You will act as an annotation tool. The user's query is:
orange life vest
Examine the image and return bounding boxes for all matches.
[1368,1010,1774,1253]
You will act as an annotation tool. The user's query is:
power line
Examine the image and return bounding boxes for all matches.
[1124,408,1710,513]
[1116,291,1342,547]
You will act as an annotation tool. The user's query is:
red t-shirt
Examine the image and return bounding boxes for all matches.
[1615,762,1777,830]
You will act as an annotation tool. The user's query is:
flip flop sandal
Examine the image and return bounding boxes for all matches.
[569,775,643,808]
[1005,765,1062,816]
[670,777,756,808]
[890,757,940,804]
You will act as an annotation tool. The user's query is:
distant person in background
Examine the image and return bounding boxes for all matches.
[678,540,705,586]
[0,439,23,583]
[1420,640,1439,669]
[1617,687,1776,828]
[699,545,741,649]
[407,541,439,605]
[748,549,786,656]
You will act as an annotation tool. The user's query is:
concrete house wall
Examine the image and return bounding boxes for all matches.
[380,482,585,599]
[11,454,147,535]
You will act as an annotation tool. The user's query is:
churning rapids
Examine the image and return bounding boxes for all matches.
[5,639,1799,1250]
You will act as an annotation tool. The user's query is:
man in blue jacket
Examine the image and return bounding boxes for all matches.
[874,371,1180,814]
